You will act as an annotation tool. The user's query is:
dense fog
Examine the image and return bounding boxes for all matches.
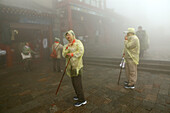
[1,0,170,60]
[107,0,170,60]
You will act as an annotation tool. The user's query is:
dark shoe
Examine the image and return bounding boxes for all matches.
[124,84,135,89]
[74,101,87,107]
[73,96,78,101]
[124,81,128,85]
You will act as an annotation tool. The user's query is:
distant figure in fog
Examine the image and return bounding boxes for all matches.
[136,26,149,57]
[21,42,36,72]
[51,37,63,72]
[123,28,140,89]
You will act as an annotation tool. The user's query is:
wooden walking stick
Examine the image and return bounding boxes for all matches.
[117,57,125,85]
[56,57,71,95]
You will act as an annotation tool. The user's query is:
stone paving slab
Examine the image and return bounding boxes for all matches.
[0,61,170,113]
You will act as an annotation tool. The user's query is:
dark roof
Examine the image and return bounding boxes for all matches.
[0,0,55,17]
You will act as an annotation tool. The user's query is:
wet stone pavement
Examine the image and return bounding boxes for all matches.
[0,61,170,113]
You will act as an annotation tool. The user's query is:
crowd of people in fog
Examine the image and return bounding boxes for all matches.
[20,27,149,107]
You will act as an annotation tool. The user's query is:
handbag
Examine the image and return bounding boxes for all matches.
[21,52,32,59]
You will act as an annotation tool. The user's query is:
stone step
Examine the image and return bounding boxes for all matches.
[84,62,170,74]
[84,57,170,70]
[84,57,170,65]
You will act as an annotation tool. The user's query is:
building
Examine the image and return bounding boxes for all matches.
[53,0,128,52]
[53,0,107,44]
[0,0,129,67]
[0,0,55,67]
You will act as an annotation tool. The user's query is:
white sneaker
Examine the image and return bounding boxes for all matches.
[73,97,78,101]
[124,85,135,89]
[124,81,128,85]
[74,101,87,107]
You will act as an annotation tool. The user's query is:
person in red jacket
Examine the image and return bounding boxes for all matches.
[51,37,63,72]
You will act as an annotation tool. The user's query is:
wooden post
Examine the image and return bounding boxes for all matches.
[67,2,73,30]
[39,30,43,60]
[6,45,12,67]
[49,25,53,47]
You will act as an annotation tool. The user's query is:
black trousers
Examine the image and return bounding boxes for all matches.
[71,69,85,102]
[53,58,61,72]
[23,58,32,71]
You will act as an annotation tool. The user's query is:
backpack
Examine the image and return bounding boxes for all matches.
[50,44,59,58]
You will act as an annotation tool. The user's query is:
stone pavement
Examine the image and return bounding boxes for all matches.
[0,61,170,113]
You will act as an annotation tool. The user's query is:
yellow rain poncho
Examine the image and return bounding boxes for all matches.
[124,35,140,65]
[62,30,84,77]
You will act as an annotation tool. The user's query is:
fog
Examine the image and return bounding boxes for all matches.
[1,0,170,61]
[107,0,170,60]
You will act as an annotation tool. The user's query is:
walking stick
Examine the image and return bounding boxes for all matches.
[56,57,71,95]
[117,57,125,85]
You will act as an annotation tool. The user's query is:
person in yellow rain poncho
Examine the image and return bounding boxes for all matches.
[62,30,87,107]
[123,28,140,89]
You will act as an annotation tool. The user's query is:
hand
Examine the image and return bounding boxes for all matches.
[125,36,128,40]
[66,53,74,57]
[68,42,74,47]
[68,43,72,46]
[66,43,72,49]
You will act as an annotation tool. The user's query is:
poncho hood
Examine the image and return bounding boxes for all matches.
[64,30,76,40]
